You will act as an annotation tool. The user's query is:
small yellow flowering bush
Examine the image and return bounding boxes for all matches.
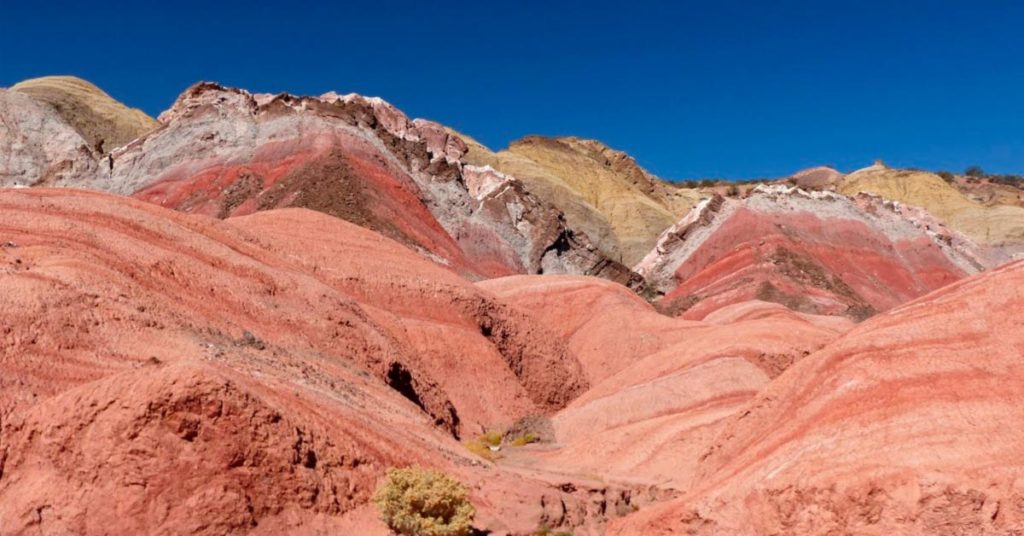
[373,467,476,536]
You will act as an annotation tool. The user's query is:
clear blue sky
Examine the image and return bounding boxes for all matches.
[2,1,1022,179]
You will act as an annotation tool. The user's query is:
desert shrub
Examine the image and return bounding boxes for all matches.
[936,171,955,183]
[480,431,502,446]
[464,439,501,460]
[990,174,1024,186]
[373,467,476,536]
[699,179,717,188]
[965,165,985,177]
[465,431,503,460]
[725,184,740,197]
[509,432,539,447]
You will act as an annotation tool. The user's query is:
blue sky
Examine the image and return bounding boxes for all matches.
[2,1,1022,179]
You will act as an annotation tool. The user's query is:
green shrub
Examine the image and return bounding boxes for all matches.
[373,467,476,536]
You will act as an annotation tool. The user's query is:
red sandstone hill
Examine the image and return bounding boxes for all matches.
[1,77,1008,325]
[480,276,852,490]
[611,258,1024,535]
[637,185,989,320]
[0,80,638,287]
[0,188,614,534]
[4,187,1023,534]
[0,188,864,534]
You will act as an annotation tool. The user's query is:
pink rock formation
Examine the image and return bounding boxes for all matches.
[637,185,985,320]
[612,259,1024,535]
[481,276,852,489]
[93,83,635,285]
[0,188,623,534]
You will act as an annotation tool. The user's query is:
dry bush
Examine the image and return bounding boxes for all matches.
[465,431,503,461]
[373,467,476,536]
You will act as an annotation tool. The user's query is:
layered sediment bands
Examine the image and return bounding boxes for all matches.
[840,164,1024,250]
[457,133,702,266]
[102,82,638,284]
[8,75,1024,535]
[481,275,851,488]
[0,189,605,534]
[637,185,984,320]
[230,208,589,418]
[0,189,454,433]
[612,259,1024,535]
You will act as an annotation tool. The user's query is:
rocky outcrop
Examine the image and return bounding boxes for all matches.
[0,78,640,287]
[612,259,1024,535]
[637,185,986,320]
[9,76,157,154]
[95,82,638,285]
[0,88,100,188]
[840,164,1024,255]
[457,133,702,266]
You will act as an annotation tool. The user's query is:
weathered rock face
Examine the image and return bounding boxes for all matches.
[83,82,638,285]
[637,185,987,320]
[0,88,100,188]
[0,78,640,287]
[457,133,702,266]
[840,163,1024,255]
[9,76,158,154]
[612,259,1024,535]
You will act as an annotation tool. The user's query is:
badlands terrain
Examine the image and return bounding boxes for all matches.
[1,76,1023,535]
